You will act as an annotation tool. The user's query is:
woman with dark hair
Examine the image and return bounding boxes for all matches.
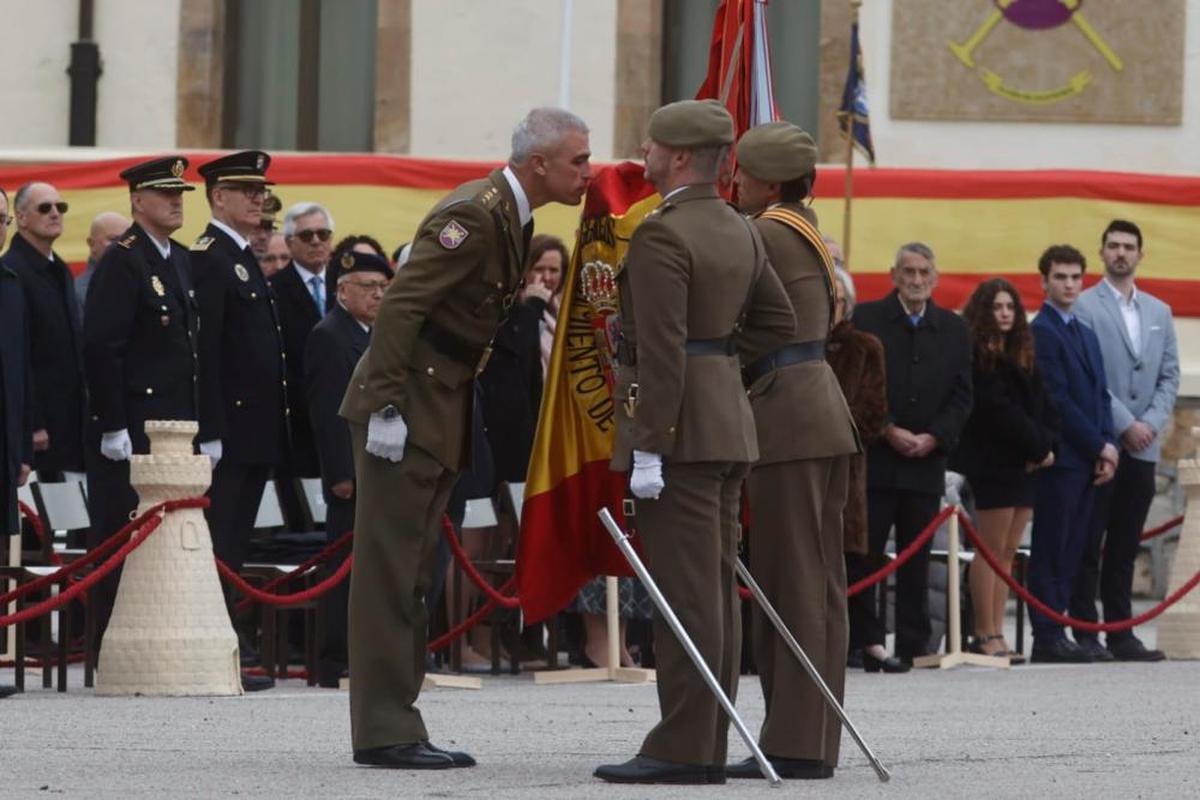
[953,278,1059,659]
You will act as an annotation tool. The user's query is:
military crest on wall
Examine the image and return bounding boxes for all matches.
[889,0,1184,124]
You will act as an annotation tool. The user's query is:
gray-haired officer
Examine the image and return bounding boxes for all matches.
[191,150,287,692]
[82,156,200,647]
[728,121,860,781]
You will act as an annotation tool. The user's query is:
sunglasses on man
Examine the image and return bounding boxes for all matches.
[293,228,332,244]
[36,201,69,215]
[258,219,277,233]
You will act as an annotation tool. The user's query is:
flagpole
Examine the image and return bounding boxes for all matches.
[842,0,862,270]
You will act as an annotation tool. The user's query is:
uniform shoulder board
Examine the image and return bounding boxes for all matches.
[116,233,138,249]
[191,236,215,252]
[475,185,503,211]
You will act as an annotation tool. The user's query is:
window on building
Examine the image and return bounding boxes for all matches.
[661,0,822,140]
[223,0,378,152]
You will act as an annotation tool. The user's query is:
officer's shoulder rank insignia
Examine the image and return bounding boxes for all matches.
[117,233,137,249]
[191,236,214,252]
[438,219,470,250]
[151,275,166,297]
[234,263,250,282]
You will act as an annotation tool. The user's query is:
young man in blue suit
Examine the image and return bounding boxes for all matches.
[1029,245,1119,663]
[1070,221,1178,662]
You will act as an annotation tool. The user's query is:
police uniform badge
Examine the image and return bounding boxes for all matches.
[171,159,185,178]
[341,252,355,269]
[438,220,469,250]
[256,153,266,171]
[234,263,250,282]
[151,275,166,297]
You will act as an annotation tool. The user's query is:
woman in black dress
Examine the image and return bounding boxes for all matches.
[955,279,1059,658]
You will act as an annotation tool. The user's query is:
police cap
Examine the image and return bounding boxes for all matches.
[119,156,195,192]
[198,150,274,187]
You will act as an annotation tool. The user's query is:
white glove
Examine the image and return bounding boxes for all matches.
[630,450,665,500]
[100,429,133,461]
[366,410,408,462]
[199,439,223,467]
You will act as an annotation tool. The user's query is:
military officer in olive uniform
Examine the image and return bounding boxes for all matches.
[595,100,796,786]
[726,122,861,781]
[339,108,592,770]
[191,152,286,693]
[83,156,200,646]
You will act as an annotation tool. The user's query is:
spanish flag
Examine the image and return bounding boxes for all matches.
[514,162,659,623]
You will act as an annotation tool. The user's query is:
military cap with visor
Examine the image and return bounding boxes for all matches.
[736,121,819,184]
[198,149,275,187]
[648,99,735,148]
[119,156,195,192]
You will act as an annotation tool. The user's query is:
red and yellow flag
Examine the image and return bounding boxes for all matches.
[514,162,659,623]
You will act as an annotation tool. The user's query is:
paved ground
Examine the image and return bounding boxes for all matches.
[5,635,1199,800]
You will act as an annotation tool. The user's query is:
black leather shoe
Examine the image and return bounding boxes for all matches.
[0,684,19,699]
[726,755,833,780]
[1074,637,1115,662]
[241,673,275,692]
[422,740,476,767]
[354,742,455,769]
[1030,638,1092,664]
[863,652,910,673]
[846,649,864,669]
[1107,636,1165,662]
[594,756,714,784]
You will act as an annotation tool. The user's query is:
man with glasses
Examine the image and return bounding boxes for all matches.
[271,202,336,511]
[191,150,286,692]
[81,157,201,647]
[0,182,86,481]
[305,250,392,688]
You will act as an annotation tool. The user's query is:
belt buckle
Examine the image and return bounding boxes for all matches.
[623,382,639,418]
[475,346,493,375]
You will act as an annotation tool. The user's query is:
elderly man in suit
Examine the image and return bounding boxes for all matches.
[304,250,392,687]
[1029,245,1119,663]
[1,186,33,699]
[1070,220,1179,662]
[1,182,86,480]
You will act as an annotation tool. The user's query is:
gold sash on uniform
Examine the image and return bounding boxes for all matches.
[757,206,838,330]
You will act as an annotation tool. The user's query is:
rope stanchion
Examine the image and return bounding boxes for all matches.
[428,576,518,652]
[441,516,521,609]
[958,509,1200,634]
[233,531,354,612]
[216,555,353,607]
[1140,515,1184,542]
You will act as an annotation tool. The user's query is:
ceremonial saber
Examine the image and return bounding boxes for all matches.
[733,557,891,783]
[598,508,782,788]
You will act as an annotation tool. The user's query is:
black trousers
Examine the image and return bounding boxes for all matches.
[205,461,271,574]
[319,496,354,674]
[1070,455,1156,643]
[83,440,139,648]
[852,488,940,657]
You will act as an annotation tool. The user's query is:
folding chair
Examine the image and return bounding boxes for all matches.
[297,478,328,526]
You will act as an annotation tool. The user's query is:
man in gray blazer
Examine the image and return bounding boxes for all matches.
[1071,219,1179,662]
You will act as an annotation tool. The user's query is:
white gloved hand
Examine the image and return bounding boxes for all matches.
[100,429,133,461]
[199,439,223,467]
[366,410,408,462]
[630,450,665,500]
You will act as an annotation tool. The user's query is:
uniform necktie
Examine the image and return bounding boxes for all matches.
[309,275,325,317]
[522,221,534,254]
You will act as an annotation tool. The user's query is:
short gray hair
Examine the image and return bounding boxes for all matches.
[283,202,334,237]
[13,182,39,213]
[834,266,857,319]
[894,241,936,269]
[510,108,589,165]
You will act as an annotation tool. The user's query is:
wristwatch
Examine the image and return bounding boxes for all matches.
[380,404,400,421]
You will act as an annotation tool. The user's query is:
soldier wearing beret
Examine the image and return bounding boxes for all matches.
[304,250,393,687]
[726,121,861,781]
[191,151,287,691]
[595,100,795,786]
[338,108,592,769]
[82,156,201,646]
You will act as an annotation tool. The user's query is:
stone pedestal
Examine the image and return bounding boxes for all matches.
[96,421,241,696]
[1158,427,1200,659]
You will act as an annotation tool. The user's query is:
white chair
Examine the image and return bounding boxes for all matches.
[254,482,286,530]
[298,478,327,526]
[32,481,91,555]
[503,481,526,526]
[462,497,499,529]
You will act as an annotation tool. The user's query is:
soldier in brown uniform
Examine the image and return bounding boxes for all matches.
[338,108,592,770]
[726,121,861,781]
[595,100,795,786]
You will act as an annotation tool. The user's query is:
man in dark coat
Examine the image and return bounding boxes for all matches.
[852,242,972,663]
[304,250,391,687]
[1,182,86,479]
[1,186,33,699]
[82,156,200,645]
[191,151,287,692]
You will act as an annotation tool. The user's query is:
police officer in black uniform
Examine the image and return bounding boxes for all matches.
[191,151,287,691]
[82,156,200,646]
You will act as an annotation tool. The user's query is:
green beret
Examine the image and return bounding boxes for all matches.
[648,99,735,148]
[736,121,818,183]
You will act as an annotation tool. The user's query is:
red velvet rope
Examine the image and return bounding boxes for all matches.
[440,516,521,609]
[16,501,62,566]
[216,555,353,607]
[428,576,518,652]
[1140,515,1184,542]
[958,509,1200,634]
[845,505,957,597]
[233,531,354,612]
